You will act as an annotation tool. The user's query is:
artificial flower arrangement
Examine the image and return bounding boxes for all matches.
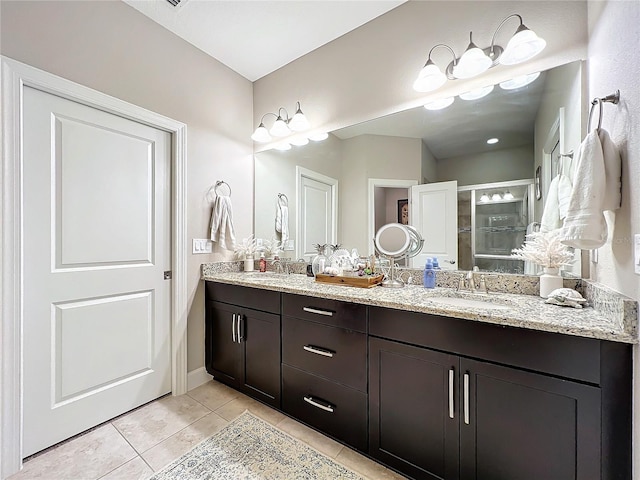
[260,238,282,259]
[234,234,258,260]
[511,230,574,269]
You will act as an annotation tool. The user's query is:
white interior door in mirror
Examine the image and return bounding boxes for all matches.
[410,181,458,269]
[22,86,171,456]
[296,166,337,259]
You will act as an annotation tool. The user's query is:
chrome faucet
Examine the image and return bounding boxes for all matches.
[457,267,488,294]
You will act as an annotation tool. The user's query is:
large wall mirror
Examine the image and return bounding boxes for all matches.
[254,60,585,277]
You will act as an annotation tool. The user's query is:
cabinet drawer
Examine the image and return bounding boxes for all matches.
[282,364,367,451]
[206,281,280,314]
[282,293,366,332]
[282,316,367,392]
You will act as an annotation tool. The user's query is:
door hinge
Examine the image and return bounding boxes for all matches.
[164,271,172,280]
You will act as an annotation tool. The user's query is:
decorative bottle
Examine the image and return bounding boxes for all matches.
[259,253,267,273]
[311,244,328,276]
[423,258,436,289]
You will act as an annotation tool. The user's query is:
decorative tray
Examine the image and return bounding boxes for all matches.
[315,273,384,288]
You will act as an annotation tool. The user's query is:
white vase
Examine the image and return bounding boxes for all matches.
[244,255,255,272]
[539,267,563,298]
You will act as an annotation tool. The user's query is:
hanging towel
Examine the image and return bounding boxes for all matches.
[275,196,289,244]
[560,131,608,249]
[599,128,622,211]
[209,195,236,250]
[540,173,572,232]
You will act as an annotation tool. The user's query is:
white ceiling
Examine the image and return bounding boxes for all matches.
[123,0,406,82]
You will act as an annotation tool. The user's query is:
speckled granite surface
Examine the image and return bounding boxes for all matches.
[201,263,637,343]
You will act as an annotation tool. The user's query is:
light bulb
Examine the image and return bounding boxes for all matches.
[413,60,447,92]
[500,25,546,65]
[424,97,454,110]
[251,123,271,143]
[309,132,328,141]
[289,136,309,146]
[499,72,540,90]
[453,35,492,79]
[459,85,494,101]
[269,116,291,137]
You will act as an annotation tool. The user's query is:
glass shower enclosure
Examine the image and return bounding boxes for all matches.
[458,179,534,274]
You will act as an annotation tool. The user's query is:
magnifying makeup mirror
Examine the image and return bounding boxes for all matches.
[374,223,424,288]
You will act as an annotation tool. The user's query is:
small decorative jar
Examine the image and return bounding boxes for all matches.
[539,266,563,298]
[244,254,255,272]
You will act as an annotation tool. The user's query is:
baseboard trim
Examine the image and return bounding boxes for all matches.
[187,367,212,391]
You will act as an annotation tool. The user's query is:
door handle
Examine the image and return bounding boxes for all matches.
[463,372,470,425]
[303,345,335,357]
[231,314,237,343]
[448,368,455,419]
[303,395,334,413]
[302,307,333,317]
[237,313,243,342]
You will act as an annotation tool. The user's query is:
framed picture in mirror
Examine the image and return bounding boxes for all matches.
[398,199,409,225]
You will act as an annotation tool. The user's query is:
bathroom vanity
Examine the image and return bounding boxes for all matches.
[203,270,635,480]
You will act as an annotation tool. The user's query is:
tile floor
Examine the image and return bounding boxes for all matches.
[10,380,407,480]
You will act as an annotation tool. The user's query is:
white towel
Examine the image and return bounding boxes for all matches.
[275,198,289,244]
[560,130,609,249]
[540,173,573,232]
[599,129,622,211]
[209,195,236,250]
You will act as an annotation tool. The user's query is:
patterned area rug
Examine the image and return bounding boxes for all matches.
[148,411,365,479]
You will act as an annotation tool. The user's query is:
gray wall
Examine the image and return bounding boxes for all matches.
[0,0,254,373]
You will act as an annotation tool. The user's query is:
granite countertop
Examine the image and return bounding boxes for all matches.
[202,267,638,344]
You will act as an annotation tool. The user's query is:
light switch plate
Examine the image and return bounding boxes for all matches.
[192,238,213,254]
[634,234,640,275]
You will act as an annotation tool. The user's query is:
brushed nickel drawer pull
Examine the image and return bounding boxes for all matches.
[448,368,455,419]
[464,372,470,425]
[303,345,335,357]
[303,395,334,413]
[302,307,333,317]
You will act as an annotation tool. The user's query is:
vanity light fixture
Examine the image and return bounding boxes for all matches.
[503,190,514,200]
[491,193,503,201]
[274,142,291,151]
[424,97,454,110]
[309,132,329,141]
[499,72,540,90]
[251,101,310,143]
[486,137,500,144]
[412,13,546,93]
[289,136,309,146]
[479,193,491,202]
[459,85,494,101]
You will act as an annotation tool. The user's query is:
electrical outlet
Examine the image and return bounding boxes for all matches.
[634,234,640,275]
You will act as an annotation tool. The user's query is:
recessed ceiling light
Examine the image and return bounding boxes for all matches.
[487,138,499,144]
[424,97,454,110]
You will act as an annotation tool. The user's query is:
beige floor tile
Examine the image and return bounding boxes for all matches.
[214,393,285,425]
[141,412,229,472]
[113,393,211,453]
[336,447,409,480]
[187,379,240,410]
[100,456,153,480]
[276,416,344,458]
[10,424,136,480]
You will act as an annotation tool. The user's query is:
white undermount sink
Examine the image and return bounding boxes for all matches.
[428,296,512,311]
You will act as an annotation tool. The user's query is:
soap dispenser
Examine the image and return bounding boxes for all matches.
[423,257,436,289]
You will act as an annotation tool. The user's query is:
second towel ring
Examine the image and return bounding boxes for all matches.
[587,90,620,133]
[214,180,231,197]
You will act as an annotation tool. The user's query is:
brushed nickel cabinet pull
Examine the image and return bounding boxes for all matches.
[449,368,455,419]
[464,372,470,425]
[302,307,333,317]
[303,395,334,413]
[303,345,335,357]
[236,313,243,342]
[231,314,237,343]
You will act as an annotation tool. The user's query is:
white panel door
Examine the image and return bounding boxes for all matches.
[22,86,171,456]
[297,168,337,259]
[410,181,458,269]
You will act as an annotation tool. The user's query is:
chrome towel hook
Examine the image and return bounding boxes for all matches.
[587,90,620,133]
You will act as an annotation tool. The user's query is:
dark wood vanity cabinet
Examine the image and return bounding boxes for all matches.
[281,293,368,451]
[205,282,281,407]
[369,306,632,480]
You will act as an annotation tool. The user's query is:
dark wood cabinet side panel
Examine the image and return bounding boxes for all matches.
[282,293,367,332]
[370,306,601,384]
[206,281,280,313]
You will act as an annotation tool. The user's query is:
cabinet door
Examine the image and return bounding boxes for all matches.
[205,301,242,387]
[459,358,601,480]
[241,308,281,407]
[369,337,459,480]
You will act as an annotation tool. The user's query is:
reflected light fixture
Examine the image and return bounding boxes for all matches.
[460,85,494,101]
[499,72,540,90]
[491,193,503,201]
[503,191,514,200]
[289,136,309,146]
[413,13,545,93]
[424,97,454,110]
[479,193,490,202]
[251,101,311,143]
[487,137,500,144]
[309,132,329,141]
[274,142,291,151]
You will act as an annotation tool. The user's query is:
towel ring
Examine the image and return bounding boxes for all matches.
[214,180,231,197]
[587,90,620,133]
[277,193,288,206]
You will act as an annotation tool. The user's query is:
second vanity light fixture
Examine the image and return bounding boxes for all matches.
[251,101,311,143]
[413,14,546,93]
